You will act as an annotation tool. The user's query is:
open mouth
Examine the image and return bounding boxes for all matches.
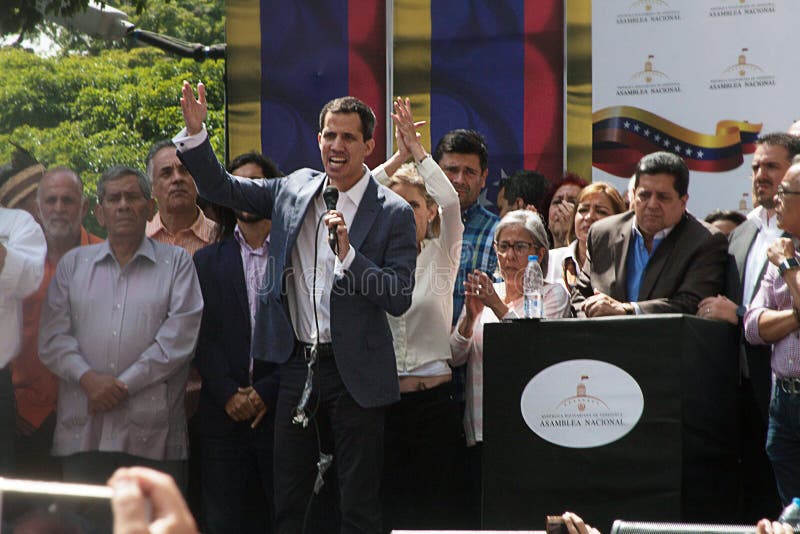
[329,156,347,168]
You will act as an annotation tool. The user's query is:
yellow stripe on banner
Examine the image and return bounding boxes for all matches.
[566,0,592,180]
[393,0,432,153]
[226,0,262,162]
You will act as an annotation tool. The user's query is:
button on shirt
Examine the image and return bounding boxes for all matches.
[233,225,270,334]
[146,209,218,257]
[286,174,362,344]
[39,237,203,460]
[744,257,800,379]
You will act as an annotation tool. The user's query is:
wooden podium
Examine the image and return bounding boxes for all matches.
[481,315,740,531]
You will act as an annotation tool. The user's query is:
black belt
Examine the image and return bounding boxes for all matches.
[777,377,800,395]
[295,341,334,360]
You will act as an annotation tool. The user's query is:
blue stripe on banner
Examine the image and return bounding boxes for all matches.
[430,0,525,199]
[260,1,349,172]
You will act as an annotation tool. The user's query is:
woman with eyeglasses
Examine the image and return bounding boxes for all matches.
[450,210,570,451]
[372,97,465,530]
[547,182,627,291]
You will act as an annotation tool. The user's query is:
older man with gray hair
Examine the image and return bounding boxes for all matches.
[39,165,203,494]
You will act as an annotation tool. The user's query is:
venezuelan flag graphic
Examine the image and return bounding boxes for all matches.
[258,1,387,171]
[227,1,564,185]
[395,0,564,188]
[593,106,762,178]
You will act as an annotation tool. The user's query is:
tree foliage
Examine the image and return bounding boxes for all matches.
[0,45,226,234]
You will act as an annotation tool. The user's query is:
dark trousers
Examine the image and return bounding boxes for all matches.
[0,366,14,474]
[738,379,780,521]
[12,412,61,482]
[201,416,275,534]
[381,381,464,532]
[274,351,385,534]
[766,384,800,506]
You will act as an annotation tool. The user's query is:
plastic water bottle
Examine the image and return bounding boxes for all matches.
[523,255,544,319]
[779,497,800,529]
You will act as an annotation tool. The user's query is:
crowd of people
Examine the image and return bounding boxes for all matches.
[0,82,798,534]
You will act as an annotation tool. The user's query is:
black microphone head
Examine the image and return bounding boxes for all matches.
[322,186,339,211]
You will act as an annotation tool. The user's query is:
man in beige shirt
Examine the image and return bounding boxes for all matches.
[145,139,218,255]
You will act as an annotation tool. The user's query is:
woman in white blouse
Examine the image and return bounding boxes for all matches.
[372,98,465,530]
[451,210,571,449]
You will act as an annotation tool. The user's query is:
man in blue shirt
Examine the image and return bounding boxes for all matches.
[573,151,727,316]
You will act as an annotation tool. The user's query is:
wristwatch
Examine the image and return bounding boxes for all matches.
[779,257,800,276]
[736,305,746,319]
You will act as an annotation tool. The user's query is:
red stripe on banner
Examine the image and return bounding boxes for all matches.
[523,0,563,180]
[348,0,386,169]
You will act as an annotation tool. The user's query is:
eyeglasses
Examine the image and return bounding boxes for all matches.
[777,185,800,201]
[494,240,535,255]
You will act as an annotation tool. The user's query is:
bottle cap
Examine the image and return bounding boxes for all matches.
[529,255,538,262]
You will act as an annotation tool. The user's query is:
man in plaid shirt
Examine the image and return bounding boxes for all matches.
[433,129,497,529]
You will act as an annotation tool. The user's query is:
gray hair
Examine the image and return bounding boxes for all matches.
[96,166,151,202]
[145,139,176,180]
[494,209,550,273]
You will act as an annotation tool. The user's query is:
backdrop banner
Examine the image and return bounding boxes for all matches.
[592,0,800,217]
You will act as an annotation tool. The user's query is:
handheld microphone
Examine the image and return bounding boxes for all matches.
[322,186,339,254]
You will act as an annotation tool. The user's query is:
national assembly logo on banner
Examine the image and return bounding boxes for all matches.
[709,0,776,18]
[519,360,644,449]
[616,55,681,97]
[616,1,681,24]
[709,48,775,90]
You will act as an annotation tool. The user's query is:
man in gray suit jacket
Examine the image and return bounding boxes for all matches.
[574,151,727,317]
[176,82,417,534]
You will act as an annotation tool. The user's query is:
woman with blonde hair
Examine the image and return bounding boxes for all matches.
[372,98,464,530]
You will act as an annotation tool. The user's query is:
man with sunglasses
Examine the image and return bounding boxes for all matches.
[745,161,800,508]
[573,151,727,317]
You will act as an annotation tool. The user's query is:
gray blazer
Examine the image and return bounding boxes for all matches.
[178,138,417,408]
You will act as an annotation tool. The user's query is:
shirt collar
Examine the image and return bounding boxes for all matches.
[234,224,270,252]
[747,205,778,230]
[149,208,216,243]
[631,214,676,242]
[324,165,371,209]
[92,235,156,265]
[462,202,482,220]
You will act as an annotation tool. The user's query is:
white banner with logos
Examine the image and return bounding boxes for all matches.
[592,0,800,218]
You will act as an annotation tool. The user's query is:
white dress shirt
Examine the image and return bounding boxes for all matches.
[743,206,782,305]
[0,207,45,367]
[173,125,360,343]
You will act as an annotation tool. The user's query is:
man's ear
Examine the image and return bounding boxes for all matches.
[94,202,105,229]
[146,199,157,222]
[364,138,375,157]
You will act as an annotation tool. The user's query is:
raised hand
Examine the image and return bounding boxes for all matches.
[179,81,207,136]
[391,97,427,162]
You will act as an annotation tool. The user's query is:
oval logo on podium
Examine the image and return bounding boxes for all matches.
[520,359,644,448]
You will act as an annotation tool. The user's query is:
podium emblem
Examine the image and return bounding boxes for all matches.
[520,359,644,448]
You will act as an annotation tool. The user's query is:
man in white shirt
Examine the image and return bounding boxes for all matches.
[700,132,800,519]
[0,206,45,471]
